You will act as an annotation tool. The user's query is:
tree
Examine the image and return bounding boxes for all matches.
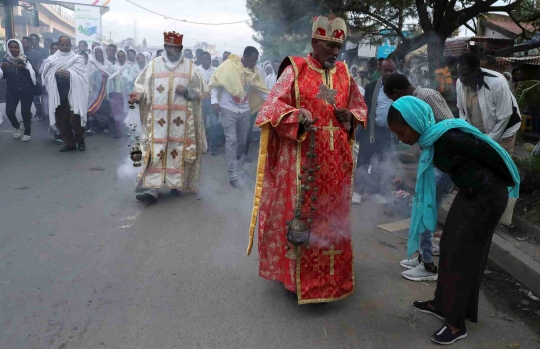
[247,0,539,70]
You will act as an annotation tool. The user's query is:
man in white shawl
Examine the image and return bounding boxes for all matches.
[41,36,89,152]
[129,31,209,204]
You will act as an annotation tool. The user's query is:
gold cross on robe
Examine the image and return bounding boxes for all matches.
[323,244,342,276]
[323,120,340,150]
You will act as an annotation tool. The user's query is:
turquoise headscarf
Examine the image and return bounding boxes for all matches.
[391,96,520,258]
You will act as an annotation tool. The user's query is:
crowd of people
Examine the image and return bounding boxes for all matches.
[1,18,524,345]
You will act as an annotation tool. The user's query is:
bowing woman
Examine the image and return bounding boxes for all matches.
[387,96,520,346]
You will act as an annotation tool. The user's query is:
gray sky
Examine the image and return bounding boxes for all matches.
[101,0,258,55]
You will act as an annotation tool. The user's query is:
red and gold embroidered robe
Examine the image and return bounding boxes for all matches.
[248,55,368,304]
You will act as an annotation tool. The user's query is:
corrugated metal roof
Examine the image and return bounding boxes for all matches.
[486,19,535,35]
[499,55,540,65]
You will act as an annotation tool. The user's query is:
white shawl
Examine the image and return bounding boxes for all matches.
[198,65,216,85]
[143,52,152,65]
[160,50,182,71]
[5,39,36,85]
[108,49,129,80]
[41,50,89,127]
[88,46,112,76]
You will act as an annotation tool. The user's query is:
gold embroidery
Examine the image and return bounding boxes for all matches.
[156,85,165,93]
[173,117,184,126]
[323,244,342,276]
[157,118,166,127]
[322,120,339,150]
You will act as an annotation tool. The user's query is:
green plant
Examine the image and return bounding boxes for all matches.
[514,154,540,193]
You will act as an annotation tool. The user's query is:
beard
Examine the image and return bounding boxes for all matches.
[324,61,336,69]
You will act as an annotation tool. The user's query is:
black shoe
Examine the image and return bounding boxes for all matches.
[211,150,217,156]
[136,193,157,204]
[78,142,86,151]
[431,324,467,345]
[59,145,77,152]
[230,178,242,188]
[170,189,181,197]
[412,301,446,320]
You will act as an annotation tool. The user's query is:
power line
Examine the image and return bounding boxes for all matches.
[124,0,251,26]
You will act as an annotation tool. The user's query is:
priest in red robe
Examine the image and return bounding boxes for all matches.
[247,15,368,304]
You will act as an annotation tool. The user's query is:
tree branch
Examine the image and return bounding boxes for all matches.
[464,22,476,34]
[487,0,523,13]
[432,0,449,29]
[508,11,531,41]
[356,7,407,39]
[415,0,433,32]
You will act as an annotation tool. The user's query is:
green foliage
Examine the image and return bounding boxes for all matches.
[514,154,540,193]
[247,0,538,68]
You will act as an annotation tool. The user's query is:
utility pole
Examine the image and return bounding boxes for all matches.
[3,0,17,40]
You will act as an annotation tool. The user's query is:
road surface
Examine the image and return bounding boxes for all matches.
[1,118,538,349]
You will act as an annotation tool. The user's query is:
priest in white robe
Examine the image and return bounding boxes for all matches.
[129,31,208,204]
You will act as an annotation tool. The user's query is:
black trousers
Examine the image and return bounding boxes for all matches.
[33,95,43,117]
[56,101,85,147]
[432,179,508,328]
[5,89,33,136]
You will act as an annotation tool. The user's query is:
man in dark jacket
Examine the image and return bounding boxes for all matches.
[356,59,396,168]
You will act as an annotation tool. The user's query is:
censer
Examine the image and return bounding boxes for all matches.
[285,132,320,260]
[127,102,143,167]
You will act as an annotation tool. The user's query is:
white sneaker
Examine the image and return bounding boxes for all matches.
[432,238,440,256]
[352,192,362,205]
[402,263,438,281]
[21,135,31,142]
[400,257,421,269]
[13,126,24,139]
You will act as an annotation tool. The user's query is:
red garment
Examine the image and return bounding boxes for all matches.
[248,55,368,304]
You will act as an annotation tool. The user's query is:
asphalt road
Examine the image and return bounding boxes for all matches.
[1,116,539,349]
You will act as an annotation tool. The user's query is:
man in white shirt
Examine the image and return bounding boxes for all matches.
[198,52,218,155]
[264,60,280,90]
[209,46,269,187]
[456,53,521,155]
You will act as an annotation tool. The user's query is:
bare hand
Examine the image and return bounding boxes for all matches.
[335,108,352,124]
[212,103,221,116]
[129,92,141,104]
[101,71,109,78]
[16,61,27,69]
[299,108,319,132]
[1,62,9,70]
[175,84,188,96]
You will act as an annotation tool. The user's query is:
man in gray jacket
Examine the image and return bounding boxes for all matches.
[456,53,521,155]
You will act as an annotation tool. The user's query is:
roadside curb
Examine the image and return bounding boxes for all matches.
[439,205,540,297]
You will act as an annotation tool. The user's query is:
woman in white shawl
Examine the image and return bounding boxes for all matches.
[87,46,112,134]
[136,52,152,71]
[108,49,139,138]
[1,39,37,141]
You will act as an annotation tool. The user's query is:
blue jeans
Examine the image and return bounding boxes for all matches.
[419,168,454,264]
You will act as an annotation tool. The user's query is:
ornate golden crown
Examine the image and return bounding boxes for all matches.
[164,31,183,46]
[312,15,347,44]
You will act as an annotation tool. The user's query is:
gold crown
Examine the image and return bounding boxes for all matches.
[164,31,183,46]
[312,15,347,44]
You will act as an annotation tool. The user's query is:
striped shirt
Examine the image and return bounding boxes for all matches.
[413,86,454,123]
